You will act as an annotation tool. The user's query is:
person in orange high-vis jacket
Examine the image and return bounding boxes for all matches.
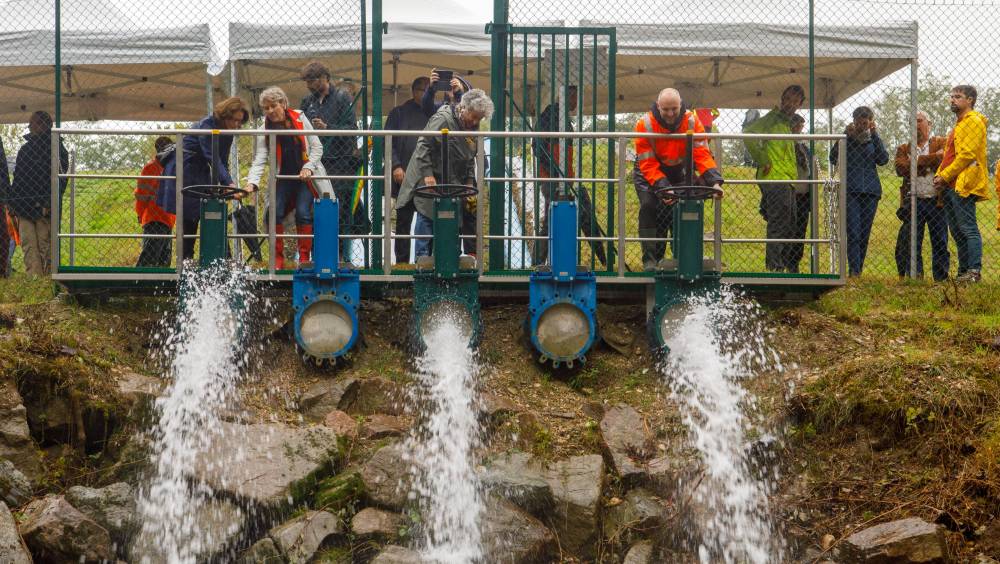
[135,136,176,267]
[633,88,724,270]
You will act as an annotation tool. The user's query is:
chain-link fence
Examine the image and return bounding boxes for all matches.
[1,0,995,283]
[506,0,998,281]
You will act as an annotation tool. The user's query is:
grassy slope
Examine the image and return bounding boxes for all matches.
[779,277,1000,558]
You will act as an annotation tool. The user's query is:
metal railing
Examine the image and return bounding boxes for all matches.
[50,127,847,286]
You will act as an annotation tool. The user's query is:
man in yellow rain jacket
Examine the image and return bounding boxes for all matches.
[934,84,990,282]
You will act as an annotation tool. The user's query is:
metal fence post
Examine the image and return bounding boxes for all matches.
[838,137,848,280]
[50,131,59,276]
[616,139,626,278]
[267,133,277,275]
[476,136,486,274]
[175,133,184,276]
[382,134,392,275]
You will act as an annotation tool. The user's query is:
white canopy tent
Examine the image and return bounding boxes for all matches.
[583,20,919,111]
[0,0,215,122]
[228,0,498,115]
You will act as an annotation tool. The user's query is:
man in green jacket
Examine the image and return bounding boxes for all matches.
[743,85,805,272]
[396,89,494,259]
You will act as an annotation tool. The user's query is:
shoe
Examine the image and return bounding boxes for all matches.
[643,260,657,272]
[955,269,981,283]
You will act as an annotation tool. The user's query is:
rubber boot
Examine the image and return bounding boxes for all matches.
[274,224,286,270]
[297,224,314,265]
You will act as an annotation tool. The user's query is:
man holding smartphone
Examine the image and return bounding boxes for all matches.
[300,61,369,262]
[421,67,470,117]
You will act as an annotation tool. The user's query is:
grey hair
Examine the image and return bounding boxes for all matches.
[259,86,289,107]
[916,110,930,121]
[458,89,494,120]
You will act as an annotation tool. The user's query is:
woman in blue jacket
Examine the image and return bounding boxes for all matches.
[830,106,889,276]
[157,97,249,260]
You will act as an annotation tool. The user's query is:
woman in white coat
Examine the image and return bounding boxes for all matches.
[245,86,332,268]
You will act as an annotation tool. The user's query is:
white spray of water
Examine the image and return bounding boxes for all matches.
[660,287,783,563]
[405,308,484,563]
[135,265,254,563]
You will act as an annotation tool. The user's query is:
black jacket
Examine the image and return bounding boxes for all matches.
[8,133,68,220]
[386,99,430,173]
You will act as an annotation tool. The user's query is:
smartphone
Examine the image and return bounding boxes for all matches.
[434,69,454,91]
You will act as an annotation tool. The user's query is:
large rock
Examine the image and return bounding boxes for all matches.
[600,404,655,483]
[481,496,557,563]
[0,459,31,507]
[65,482,135,542]
[116,370,164,413]
[840,517,946,563]
[239,537,283,563]
[131,497,245,562]
[543,454,605,559]
[0,381,42,481]
[0,501,31,564]
[300,378,359,422]
[19,495,113,562]
[191,421,340,508]
[372,545,427,564]
[314,471,365,512]
[363,414,411,439]
[269,510,343,564]
[603,488,669,542]
[352,508,404,541]
[623,540,655,564]
[480,451,553,516]
[350,377,409,416]
[361,443,414,510]
[324,410,361,439]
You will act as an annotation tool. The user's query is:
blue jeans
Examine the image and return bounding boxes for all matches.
[275,181,313,225]
[414,212,433,257]
[413,210,475,258]
[943,188,982,273]
[846,192,880,276]
[894,198,950,280]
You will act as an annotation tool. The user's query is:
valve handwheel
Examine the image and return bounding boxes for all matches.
[413,183,479,199]
[654,184,723,201]
[182,184,246,200]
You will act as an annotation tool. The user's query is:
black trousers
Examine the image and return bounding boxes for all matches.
[137,221,173,267]
[394,198,416,263]
[787,192,811,272]
[760,184,798,272]
[637,189,676,264]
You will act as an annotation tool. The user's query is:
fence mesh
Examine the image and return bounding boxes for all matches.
[0,0,995,282]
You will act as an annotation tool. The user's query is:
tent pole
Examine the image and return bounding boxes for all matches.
[55,0,61,125]
[392,54,398,108]
[205,72,213,115]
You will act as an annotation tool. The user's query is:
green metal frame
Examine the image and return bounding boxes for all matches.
[489,23,617,273]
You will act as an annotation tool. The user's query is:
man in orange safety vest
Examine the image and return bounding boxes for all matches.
[633,88,724,270]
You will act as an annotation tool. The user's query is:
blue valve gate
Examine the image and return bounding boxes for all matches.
[292,195,361,367]
[528,199,598,368]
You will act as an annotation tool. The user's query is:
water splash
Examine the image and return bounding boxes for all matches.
[135,264,256,563]
[405,308,484,563]
[659,286,784,563]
